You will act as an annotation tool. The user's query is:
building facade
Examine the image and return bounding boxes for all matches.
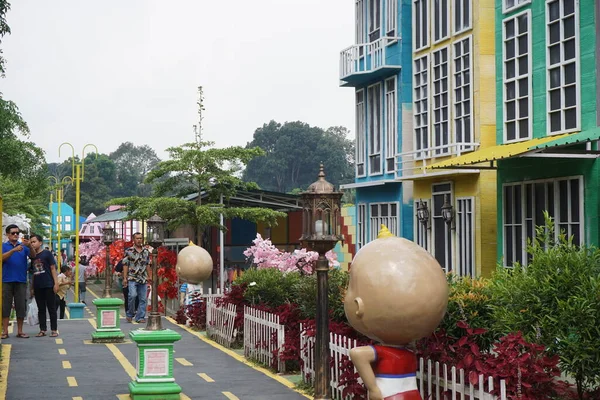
[431,0,600,266]
[49,201,76,257]
[340,0,415,249]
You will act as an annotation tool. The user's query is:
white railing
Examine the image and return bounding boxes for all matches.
[243,306,286,372]
[300,326,507,400]
[206,298,237,347]
[339,36,400,80]
[395,142,480,178]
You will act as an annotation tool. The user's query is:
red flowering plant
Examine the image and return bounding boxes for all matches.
[88,239,132,274]
[157,246,178,300]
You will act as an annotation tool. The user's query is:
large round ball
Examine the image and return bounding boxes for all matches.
[176,245,213,284]
[344,236,448,345]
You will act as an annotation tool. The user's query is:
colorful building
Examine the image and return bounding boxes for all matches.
[431,0,600,266]
[339,0,415,250]
[49,201,76,257]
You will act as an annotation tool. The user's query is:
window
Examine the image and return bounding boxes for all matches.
[385,77,397,173]
[454,0,471,33]
[368,0,382,42]
[386,0,397,37]
[414,55,429,158]
[456,197,475,277]
[414,0,429,50]
[90,226,95,234]
[415,199,431,251]
[433,47,450,155]
[503,176,583,266]
[356,0,367,45]
[432,183,453,272]
[81,226,87,234]
[65,224,71,231]
[357,204,367,249]
[504,0,531,13]
[453,36,473,149]
[356,90,366,177]
[546,0,579,134]
[369,203,399,241]
[65,216,72,222]
[368,83,383,175]
[434,0,449,43]
[503,11,531,142]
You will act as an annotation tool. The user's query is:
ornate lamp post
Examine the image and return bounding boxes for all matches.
[300,164,344,400]
[129,213,182,400]
[91,222,124,342]
[102,223,115,298]
[416,199,431,229]
[441,194,456,230]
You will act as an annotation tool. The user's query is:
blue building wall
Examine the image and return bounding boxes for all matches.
[49,202,76,256]
[356,183,413,240]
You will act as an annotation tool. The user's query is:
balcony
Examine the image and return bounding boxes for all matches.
[339,36,402,87]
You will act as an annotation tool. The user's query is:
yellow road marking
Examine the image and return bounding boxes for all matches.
[0,345,12,399]
[181,395,191,400]
[59,348,67,355]
[67,376,78,387]
[56,338,63,344]
[106,344,136,379]
[62,360,72,369]
[87,287,100,299]
[175,358,192,366]
[88,318,97,329]
[116,395,129,400]
[65,307,70,319]
[73,397,83,400]
[198,373,214,382]
[222,392,239,400]
[165,317,312,399]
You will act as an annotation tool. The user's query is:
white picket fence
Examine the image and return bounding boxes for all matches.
[299,326,507,400]
[243,306,286,372]
[205,297,237,347]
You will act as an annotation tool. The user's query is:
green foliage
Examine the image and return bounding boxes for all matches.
[109,142,161,197]
[234,268,302,307]
[242,121,354,193]
[489,213,600,395]
[293,268,349,322]
[0,176,49,232]
[0,0,11,76]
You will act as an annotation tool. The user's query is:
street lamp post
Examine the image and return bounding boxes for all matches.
[300,164,343,400]
[102,224,115,298]
[129,213,182,400]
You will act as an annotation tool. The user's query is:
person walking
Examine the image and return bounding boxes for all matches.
[55,266,72,319]
[29,235,59,337]
[122,233,151,323]
[78,257,87,304]
[115,260,138,315]
[1,225,33,339]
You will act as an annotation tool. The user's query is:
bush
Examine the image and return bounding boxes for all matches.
[293,268,349,322]
[234,267,301,307]
[489,214,600,398]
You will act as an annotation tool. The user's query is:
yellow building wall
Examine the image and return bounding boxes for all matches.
[333,206,357,272]
[256,216,288,245]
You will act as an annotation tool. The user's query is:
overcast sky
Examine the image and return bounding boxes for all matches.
[2,1,355,163]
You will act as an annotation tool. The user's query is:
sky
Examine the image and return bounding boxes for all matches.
[2,1,355,163]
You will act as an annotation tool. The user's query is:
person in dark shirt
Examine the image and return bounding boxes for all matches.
[29,234,59,337]
[1,224,34,339]
[115,259,138,315]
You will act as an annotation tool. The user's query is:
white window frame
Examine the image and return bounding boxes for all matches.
[413,0,430,51]
[502,10,532,144]
[357,204,367,249]
[356,90,366,177]
[386,0,398,37]
[65,215,72,222]
[367,82,383,176]
[356,0,367,46]
[502,176,584,267]
[431,182,453,273]
[433,46,450,155]
[453,0,472,35]
[456,197,475,277]
[413,54,430,159]
[545,0,581,135]
[453,35,474,150]
[385,76,398,174]
[414,199,431,252]
[503,0,532,14]
[369,202,400,241]
[65,224,72,231]
[433,0,450,44]
[368,0,382,42]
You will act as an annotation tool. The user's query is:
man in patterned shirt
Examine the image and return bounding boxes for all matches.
[122,232,151,323]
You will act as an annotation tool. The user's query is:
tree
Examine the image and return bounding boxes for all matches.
[110,87,286,244]
[109,142,161,197]
[242,121,354,193]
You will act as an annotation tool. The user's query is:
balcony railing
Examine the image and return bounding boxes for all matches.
[395,142,480,179]
[339,36,400,83]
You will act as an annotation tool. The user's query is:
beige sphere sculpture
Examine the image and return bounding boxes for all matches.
[176,241,214,284]
[344,225,449,345]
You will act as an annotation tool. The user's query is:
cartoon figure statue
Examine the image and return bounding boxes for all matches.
[345,225,449,400]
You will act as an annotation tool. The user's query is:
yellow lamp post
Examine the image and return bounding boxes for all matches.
[49,176,73,269]
[59,143,98,318]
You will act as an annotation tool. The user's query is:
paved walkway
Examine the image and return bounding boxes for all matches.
[1,284,310,400]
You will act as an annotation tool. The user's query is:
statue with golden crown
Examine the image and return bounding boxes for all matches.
[344,225,449,400]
